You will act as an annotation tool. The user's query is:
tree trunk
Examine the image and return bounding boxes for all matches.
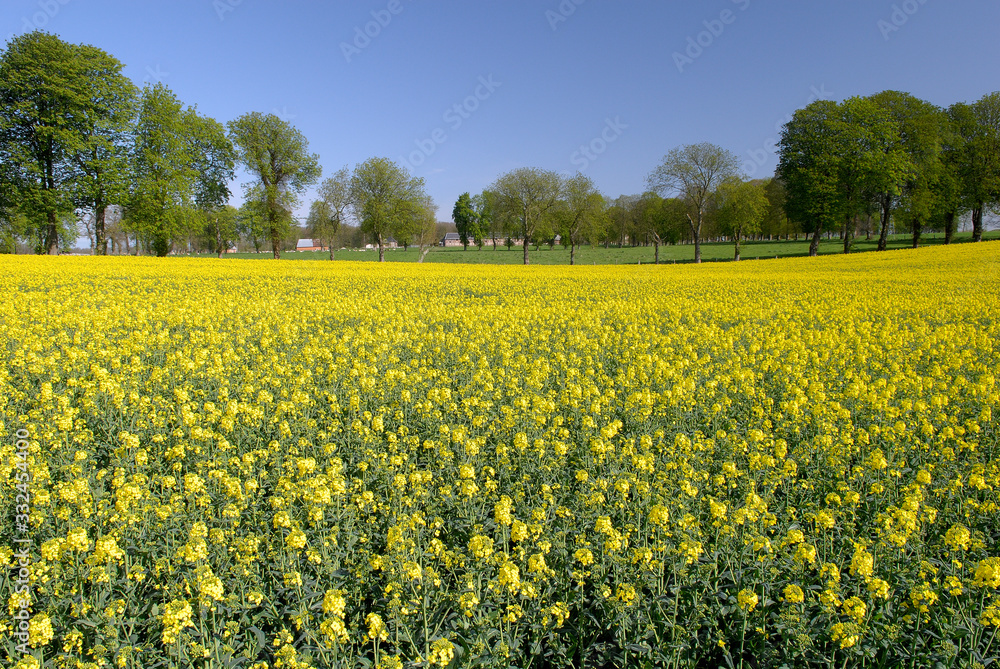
[46,211,59,255]
[912,219,921,249]
[843,216,853,254]
[877,197,891,251]
[270,219,281,259]
[570,242,576,266]
[734,235,740,261]
[944,211,956,245]
[329,245,335,261]
[687,213,703,264]
[654,242,660,265]
[95,206,108,256]
[973,205,984,242]
[522,238,529,265]
[809,227,821,257]
[379,241,385,262]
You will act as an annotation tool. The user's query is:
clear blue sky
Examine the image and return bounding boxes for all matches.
[3,0,998,223]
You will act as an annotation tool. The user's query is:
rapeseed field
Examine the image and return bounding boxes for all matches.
[1,245,998,668]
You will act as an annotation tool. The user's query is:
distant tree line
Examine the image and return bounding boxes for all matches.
[777,90,1000,256]
[459,88,1000,265]
[2,32,996,263]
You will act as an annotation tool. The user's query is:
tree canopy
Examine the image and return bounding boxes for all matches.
[489,167,563,265]
[647,143,739,263]
[349,157,428,262]
[228,112,321,259]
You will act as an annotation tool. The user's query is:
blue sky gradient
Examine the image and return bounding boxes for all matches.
[2,0,997,222]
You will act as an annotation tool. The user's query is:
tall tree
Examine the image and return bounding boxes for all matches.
[414,197,439,262]
[647,143,739,263]
[867,91,939,250]
[228,112,321,259]
[349,157,429,262]
[934,112,969,245]
[312,167,352,260]
[306,199,334,256]
[835,96,913,254]
[950,94,1000,242]
[713,177,769,261]
[127,84,199,256]
[607,194,641,248]
[636,192,683,264]
[472,190,498,249]
[201,204,238,258]
[71,44,137,256]
[778,101,847,256]
[555,173,606,265]
[0,32,98,253]
[452,192,481,251]
[236,198,267,253]
[189,114,236,213]
[490,167,562,265]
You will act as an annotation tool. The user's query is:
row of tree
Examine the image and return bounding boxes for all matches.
[454,88,1000,266]
[439,165,778,265]
[778,90,1000,256]
[2,32,996,262]
[0,31,327,258]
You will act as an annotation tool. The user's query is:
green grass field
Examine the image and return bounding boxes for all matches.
[209,230,1000,265]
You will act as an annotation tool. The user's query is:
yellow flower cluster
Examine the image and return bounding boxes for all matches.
[1,244,999,668]
[161,599,194,644]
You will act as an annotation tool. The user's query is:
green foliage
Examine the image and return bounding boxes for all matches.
[490,167,563,265]
[778,101,850,256]
[948,94,1000,241]
[453,192,481,250]
[472,190,499,248]
[236,198,268,253]
[349,157,429,261]
[639,193,686,252]
[761,178,793,239]
[228,112,321,258]
[647,143,740,263]
[126,84,201,256]
[555,174,606,265]
[200,204,239,257]
[0,32,100,253]
[69,43,137,256]
[713,177,769,260]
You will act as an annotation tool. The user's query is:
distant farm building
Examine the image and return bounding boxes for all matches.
[441,233,462,247]
[296,239,326,252]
